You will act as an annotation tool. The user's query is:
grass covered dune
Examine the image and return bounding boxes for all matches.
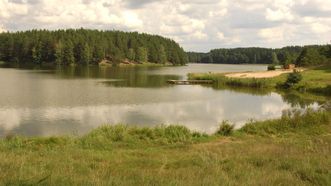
[1,110,331,185]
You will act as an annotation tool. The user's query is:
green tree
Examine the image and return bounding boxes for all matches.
[81,43,91,65]
[158,45,167,64]
[63,40,75,65]
[112,47,125,65]
[93,45,105,63]
[136,47,148,63]
[55,40,64,65]
[0,29,188,66]
[327,44,331,58]
[295,47,327,66]
[32,42,42,64]
[127,48,135,61]
[284,71,303,88]
[271,52,279,65]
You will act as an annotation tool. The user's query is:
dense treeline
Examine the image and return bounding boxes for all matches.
[0,29,188,65]
[188,45,331,66]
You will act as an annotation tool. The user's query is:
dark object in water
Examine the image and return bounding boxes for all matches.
[167,80,214,85]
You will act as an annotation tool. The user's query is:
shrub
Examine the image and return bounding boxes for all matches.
[283,71,303,88]
[216,121,234,136]
[163,125,192,143]
[267,65,276,71]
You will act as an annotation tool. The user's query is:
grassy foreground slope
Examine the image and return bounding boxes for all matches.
[0,110,330,185]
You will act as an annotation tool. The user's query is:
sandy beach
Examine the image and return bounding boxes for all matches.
[225,69,303,78]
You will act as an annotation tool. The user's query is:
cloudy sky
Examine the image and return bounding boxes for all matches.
[0,0,330,52]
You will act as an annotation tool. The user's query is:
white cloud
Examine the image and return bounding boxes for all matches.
[259,27,285,41]
[122,11,143,29]
[217,32,225,40]
[0,0,28,18]
[192,31,208,40]
[0,0,330,51]
[0,24,6,33]
[311,22,331,33]
[266,8,294,21]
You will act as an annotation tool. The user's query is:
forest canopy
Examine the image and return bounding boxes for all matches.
[0,29,188,66]
[188,45,331,66]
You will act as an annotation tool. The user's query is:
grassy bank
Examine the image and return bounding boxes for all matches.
[188,72,286,88]
[1,110,330,185]
[188,65,331,96]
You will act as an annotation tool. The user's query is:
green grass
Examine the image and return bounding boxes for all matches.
[240,109,330,135]
[295,66,331,95]
[1,110,330,185]
[188,72,286,89]
[188,65,331,96]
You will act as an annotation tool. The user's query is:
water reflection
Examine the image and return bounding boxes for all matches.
[280,91,326,108]
[1,90,321,137]
[0,64,325,137]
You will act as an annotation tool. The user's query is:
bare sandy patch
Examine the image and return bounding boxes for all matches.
[225,69,304,79]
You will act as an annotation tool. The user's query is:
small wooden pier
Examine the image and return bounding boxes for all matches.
[167,80,214,85]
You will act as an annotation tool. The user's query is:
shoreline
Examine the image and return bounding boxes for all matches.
[1,110,330,185]
[188,65,331,96]
[224,69,304,79]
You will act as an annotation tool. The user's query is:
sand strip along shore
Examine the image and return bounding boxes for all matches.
[225,69,304,79]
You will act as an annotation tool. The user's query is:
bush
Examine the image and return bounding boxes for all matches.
[267,65,276,71]
[216,121,234,136]
[283,71,303,88]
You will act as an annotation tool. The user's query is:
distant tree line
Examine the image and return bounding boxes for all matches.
[0,29,188,65]
[188,45,331,66]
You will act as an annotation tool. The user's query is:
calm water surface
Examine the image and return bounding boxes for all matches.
[0,64,320,136]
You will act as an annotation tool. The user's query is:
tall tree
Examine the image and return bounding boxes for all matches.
[136,47,148,63]
[63,40,75,65]
[295,47,327,66]
[55,40,64,65]
[158,45,167,64]
[127,48,135,61]
[81,43,91,65]
[271,52,279,65]
[32,41,42,64]
[93,45,105,63]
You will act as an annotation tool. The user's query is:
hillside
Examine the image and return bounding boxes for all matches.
[0,29,188,66]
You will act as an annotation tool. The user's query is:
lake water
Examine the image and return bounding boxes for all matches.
[0,64,320,137]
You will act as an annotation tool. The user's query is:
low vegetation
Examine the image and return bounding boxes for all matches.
[240,109,329,135]
[188,72,284,89]
[216,121,234,136]
[282,70,303,89]
[1,109,330,185]
[188,65,331,97]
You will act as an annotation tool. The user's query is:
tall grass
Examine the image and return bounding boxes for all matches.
[79,125,209,149]
[2,110,329,151]
[0,111,330,185]
[216,121,234,136]
[240,109,330,135]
